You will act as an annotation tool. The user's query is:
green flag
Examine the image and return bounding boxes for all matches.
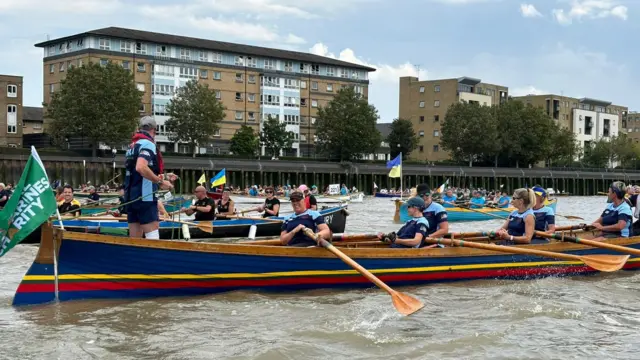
[0,146,57,257]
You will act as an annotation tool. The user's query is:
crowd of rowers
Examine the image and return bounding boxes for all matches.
[241,183,357,197]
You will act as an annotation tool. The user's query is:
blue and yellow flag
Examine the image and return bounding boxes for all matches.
[211,169,226,187]
[386,154,402,178]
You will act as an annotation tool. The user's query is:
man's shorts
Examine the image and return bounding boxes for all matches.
[127,201,158,225]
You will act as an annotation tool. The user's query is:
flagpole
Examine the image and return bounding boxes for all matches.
[400,152,403,199]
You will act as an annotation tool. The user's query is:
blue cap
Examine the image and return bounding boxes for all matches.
[532,186,546,198]
[405,196,425,209]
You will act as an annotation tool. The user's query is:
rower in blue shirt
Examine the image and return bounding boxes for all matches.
[495,188,537,244]
[441,189,457,208]
[496,191,511,208]
[469,190,485,209]
[591,181,633,240]
[378,197,429,248]
[280,191,331,247]
[531,186,555,242]
[416,184,449,239]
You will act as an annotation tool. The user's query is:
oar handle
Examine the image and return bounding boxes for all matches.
[331,233,379,241]
[539,231,640,257]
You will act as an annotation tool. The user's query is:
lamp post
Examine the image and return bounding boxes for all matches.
[111,148,117,181]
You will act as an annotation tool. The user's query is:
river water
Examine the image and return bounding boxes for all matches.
[3,196,640,360]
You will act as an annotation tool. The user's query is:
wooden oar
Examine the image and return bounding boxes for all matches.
[537,231,640,257]
[423,237,628,272]
[59,216,126,221]
[224,215,283,223]
[302,228,424,316]
[445,225,591,239]
[162,219,214,234]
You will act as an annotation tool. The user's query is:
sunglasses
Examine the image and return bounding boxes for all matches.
[512,196,522,200]
[265,191,273,194]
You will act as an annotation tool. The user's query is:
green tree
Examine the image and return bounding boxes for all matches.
[230,125,259,156]
[166,80,225,157]
[547,125,580,167]
[610,134,637,168]
[316,87,381,161]
[260,115,294,158]
[387,118,419,158]
[440,102,498,167]
[45,62,142,156]
[582,139,610,168]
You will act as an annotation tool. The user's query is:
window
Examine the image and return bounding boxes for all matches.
[262,76,279,87]
[300,63,310,74]
[311,64,319,75]
[264,59,276,70]
[311,99,318,108]
[99,38,110,50]
[434,85,440,92]
[49,84,55,93]
[301,134,307,142]
[433,145,439,152]
[7,85,17,98]
[327,66,336,77]
[434,100,440,107]
[235,56,244,66]
[313,135,318,142]
[311,81,318,90]
[419,146,424,152]
[261,94,280,106]
[419,86,425,93]
[200,69,208,78]
[7,105,17,134]
[212,53,222,63]
[248,112,256,121]
[33,123,42,130]
[120,41,133,53]
[434,115,439,122]
[235,111,243,120]
[284,61,293,72]
[213,71,221,80]
[311,117,316,124]
[179,67,197,79]
[235,73,243,82]
[59,62,65,72]
[136,83,145,92]
[248,74,256,83]
[300,80,307,89]
[135,42,146,54]
[213,129,221,137]
[351,70,358,79]
[122,61,130,70]
[301,98,307,107]
[138,103,146,112]
[235,92,243,101]
[153,64,174,76]
[154,104,168,116]
[49,64,55,73]
[48,46,55,56]
[419,130,425,137]
[180,48,191,60]
[419,101,425,108]
[67,61,73,70]
[215,90,221,100]
[100,58,108,66]
[137,62,146,72]
[433,129,440,137]
[419,116,424,122]
[284,96,298,107]
[198,51,207,62]
[284,78,298,89]
[156,45,168,57]
[248,93,255,102]
[284,115,300,124]
[340,69,349,78]
[327,83,333,92]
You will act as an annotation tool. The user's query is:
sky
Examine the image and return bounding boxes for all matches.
[0,0,637,122]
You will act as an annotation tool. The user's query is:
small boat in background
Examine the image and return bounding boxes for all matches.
[80,196,192,216]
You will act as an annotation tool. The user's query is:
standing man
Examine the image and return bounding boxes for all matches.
[125,116,175,239]
[181,185,216,221]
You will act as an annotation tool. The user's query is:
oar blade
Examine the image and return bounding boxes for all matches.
[562,215,584,220]
[580,254,630,272]
[391,291,425,316]
[197,222,214,234]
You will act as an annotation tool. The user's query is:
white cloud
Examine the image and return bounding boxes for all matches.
[511,86,548,96]
[285,34,306,45]
[552,0,628,25]
[309,43,427,121]
[0,0,123,14]
[432,0,500,4]
[520,3,542,17]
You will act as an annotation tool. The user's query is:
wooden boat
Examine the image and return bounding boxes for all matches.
[12,226,640,307]
[80,197,192,216]
[21,205,349,244]
[375,192,402,198]
[394,198,558,223]
[73,192,121,199]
